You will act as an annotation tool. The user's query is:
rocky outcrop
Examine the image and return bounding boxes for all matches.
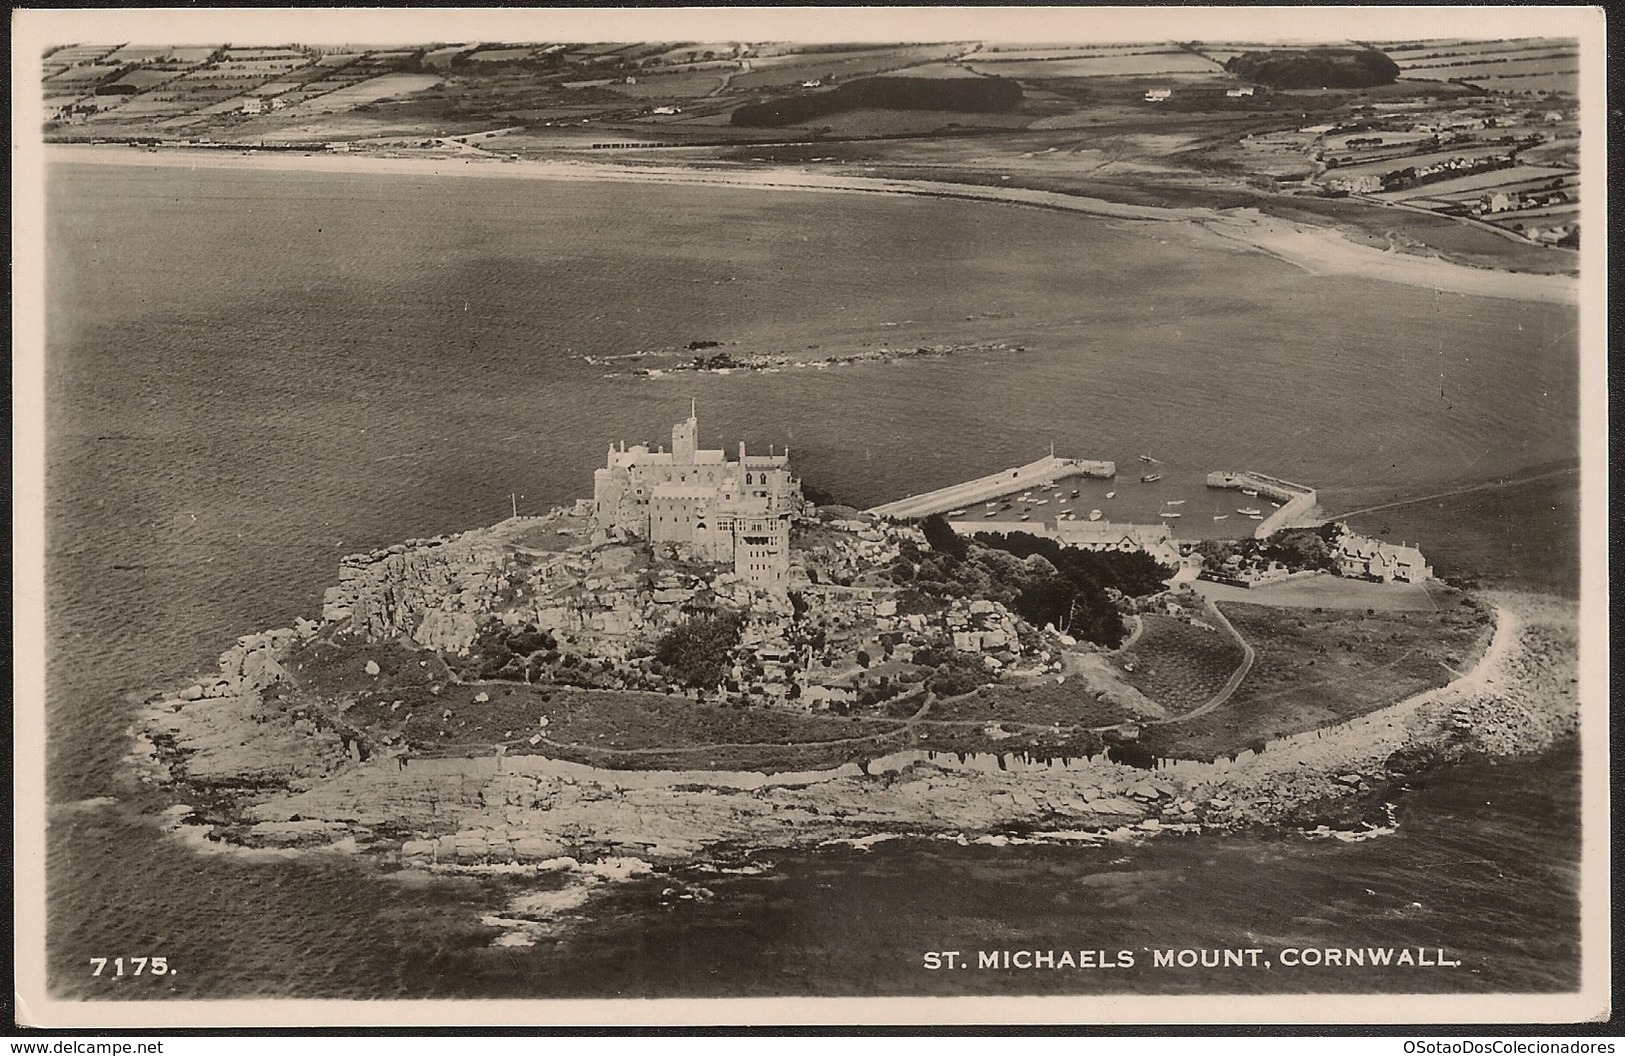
[325,531,510,650]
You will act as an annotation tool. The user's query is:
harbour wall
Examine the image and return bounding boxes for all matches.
[1206,470,1319,539]
[867,455,1116,520]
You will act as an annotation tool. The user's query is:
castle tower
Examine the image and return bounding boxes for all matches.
[672,398,698,464]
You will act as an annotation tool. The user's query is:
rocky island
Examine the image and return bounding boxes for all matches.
[124,410,1579,940]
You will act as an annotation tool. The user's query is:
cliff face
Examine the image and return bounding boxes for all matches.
[324,531,511,652]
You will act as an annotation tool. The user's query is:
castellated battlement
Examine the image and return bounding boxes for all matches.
[592,404,801,591]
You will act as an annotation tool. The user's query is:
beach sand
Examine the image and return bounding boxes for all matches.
[47,145,1577,306]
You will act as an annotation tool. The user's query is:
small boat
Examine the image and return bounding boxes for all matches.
[1140,474,1162,483]
[1248,514,1264,520]
[1213,514,1229,521]
[1241,488,1259,497]
[1138,454,1162,464]
[1070,489,1080,498]
[985,510,997,517]
[1159,511,1182,519]
[1088,509,1102,521]
[1001,502,1013,511]
[1165,499,1186,506]
[1238,507,1262,516]
[947,509,967,517]
[1271,502,1282,508]
[1105,491,1116,499]
[1035,499,1048,506]
[1021,514,1031,521]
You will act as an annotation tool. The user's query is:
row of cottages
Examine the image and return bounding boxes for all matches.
[1474,187,1571,216]
[1335,533,1432,584]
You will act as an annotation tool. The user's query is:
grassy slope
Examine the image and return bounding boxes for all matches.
[1114,614,1246,712]
[1141,592,1494,761]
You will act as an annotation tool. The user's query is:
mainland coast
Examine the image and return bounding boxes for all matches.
[48,144,1577,306]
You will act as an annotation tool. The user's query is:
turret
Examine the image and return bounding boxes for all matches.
[672,401,698,463]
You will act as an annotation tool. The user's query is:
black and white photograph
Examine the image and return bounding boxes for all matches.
[12,6,1608,1029]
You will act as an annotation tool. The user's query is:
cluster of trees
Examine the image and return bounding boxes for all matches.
[895,518,1170,648]
[1224,48,1400,89]
[730,75,1023,128]
[654,611,745,690]
[1193,525,1341,573]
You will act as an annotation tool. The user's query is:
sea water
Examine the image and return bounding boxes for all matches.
[41,157,1581,998]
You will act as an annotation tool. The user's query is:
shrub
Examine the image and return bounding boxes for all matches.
[655,611,745,689]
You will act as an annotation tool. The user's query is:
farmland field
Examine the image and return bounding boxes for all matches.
[1404,58,1578,83]
[1115,613,1245,714]
[280,74,442,114]
[1468,75,1579,95]
[1372,164,1572,202]
[966,53,1222,78]
[1326,143,1520,178]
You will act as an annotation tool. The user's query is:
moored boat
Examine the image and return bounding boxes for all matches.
[1140,473,1162,483]
[1088,509,1102,521]
[1159,511,1182,518]
[1105,491,1116,499]
[1237,507,1262,516]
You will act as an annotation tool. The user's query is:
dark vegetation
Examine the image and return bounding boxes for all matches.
[1115,614,1246,712]
[1224,47,1401,89]
[731,75,1023,127]
[654,611,745,689]
[1194,525,1341,573]
[458,621,558,681]
[896,517,1169,648]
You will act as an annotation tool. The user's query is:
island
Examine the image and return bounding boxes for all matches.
[125,406,1578,947]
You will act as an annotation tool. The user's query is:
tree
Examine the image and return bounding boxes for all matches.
[655,612,744,689]
[920,514,968,558]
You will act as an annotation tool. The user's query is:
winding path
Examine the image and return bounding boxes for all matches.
[1155,601,1257,725]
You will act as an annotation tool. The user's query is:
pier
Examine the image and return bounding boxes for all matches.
[867,455,1116,520]
[1207,470,1319,539]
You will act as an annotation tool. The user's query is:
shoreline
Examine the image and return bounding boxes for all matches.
[49,144,1577,306]
[121,587,1576,879]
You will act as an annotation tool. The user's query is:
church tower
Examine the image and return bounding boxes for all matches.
[672,398,698,464]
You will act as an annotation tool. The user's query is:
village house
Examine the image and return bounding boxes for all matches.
[1334,532,1432,584]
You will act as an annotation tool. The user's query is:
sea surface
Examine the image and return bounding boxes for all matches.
[40,157,1582,1000]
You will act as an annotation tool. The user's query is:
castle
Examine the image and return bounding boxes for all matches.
[591,403,800,590]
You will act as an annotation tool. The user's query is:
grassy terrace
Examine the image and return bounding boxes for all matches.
[1140,589,1495,761]
[1115,613,1247,713]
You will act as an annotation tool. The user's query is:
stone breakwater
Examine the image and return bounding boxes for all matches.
[125,591,1576,871]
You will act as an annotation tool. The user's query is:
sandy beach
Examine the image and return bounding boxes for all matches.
[48,144,1577,306]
